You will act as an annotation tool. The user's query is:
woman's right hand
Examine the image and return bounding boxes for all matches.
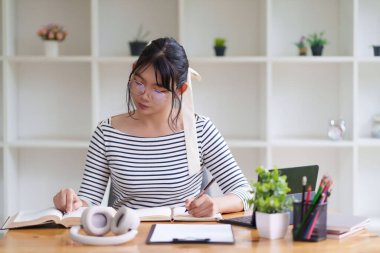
[53,188,86,212]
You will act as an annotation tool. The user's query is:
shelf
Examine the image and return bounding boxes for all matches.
[189,56,267,64]
[271,0,353,57]
[229,147,266,181]
[190,61,267,140]
[8,62,92,140]
[358,138,380,147]
[357,0,380,57]
[357,57,380,63]
[15,148,86,210]
[271,139,354,148]
[1,0,379,218]
[356,147,380,216]
[272,62,354,140]
[12,0,91,56]
[225,139,267,148]
[98,0,179,57]
[182,0,266,57]
[357,63,380,139]
[98,62,133,120]
[271,56,354,63]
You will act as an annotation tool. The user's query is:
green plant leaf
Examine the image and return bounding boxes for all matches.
[249,166,293,213]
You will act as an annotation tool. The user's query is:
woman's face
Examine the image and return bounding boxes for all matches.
[129,64,173,116]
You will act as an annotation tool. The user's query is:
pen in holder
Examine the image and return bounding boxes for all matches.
[292,201,327,242]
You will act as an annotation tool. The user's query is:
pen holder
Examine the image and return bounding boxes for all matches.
[292,201,327,242]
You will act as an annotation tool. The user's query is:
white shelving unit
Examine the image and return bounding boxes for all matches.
[1,0,380,225]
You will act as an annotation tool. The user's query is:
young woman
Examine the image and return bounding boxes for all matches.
[53,37,251,217]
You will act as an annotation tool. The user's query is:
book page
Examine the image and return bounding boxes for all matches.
[136,207,172,221]
[3,207,62,229]
[148,224,234,243]
[14,207,62,223]
[173,207,222,221]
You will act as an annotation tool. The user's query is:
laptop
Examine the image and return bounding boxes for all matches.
[218,165,319,228]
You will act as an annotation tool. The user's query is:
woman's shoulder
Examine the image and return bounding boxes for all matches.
[96,113,128,131]
[195,114,215,129]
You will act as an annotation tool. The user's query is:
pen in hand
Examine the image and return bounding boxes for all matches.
[185,177,216,213]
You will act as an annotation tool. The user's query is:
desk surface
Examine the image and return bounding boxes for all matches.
[1,212,379,253]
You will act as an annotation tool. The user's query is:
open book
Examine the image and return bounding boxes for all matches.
[2,207,86,229]
[136,206,222,222]
[1,206,221,229]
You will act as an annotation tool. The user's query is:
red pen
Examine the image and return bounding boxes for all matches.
[306,185,311,203]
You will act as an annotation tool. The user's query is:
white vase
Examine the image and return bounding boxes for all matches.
[256,211,289,239]
[44,41,59,57]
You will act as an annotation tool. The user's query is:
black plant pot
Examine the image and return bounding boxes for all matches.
[311,45,324,56]
[373,46,380,56]
[214,46,226,56]
[129,41,148,56]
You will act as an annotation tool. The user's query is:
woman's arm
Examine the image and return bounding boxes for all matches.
[185,117,252,217]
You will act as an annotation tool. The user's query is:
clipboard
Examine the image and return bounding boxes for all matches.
[146,224,235,244]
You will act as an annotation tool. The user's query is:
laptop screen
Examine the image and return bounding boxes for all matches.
[274,165,319,194]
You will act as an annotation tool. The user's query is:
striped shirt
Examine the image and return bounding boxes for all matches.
[78,115,252,210]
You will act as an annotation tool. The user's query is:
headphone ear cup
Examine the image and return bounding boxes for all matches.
[111,207,140,235]
[81,206,116,236]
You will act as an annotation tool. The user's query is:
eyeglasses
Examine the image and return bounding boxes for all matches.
[128,79,169,103]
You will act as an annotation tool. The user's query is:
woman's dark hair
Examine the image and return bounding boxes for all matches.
[126,37,189,130]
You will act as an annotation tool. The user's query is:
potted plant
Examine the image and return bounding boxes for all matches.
[294,36,307,56]
[129,25,150,56]
[37,24,67,57]
[248,166,293,239]
[214,37,226,56]
[306,31,328,56]
[372,45,380,56]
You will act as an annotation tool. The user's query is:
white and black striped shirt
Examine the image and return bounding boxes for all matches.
[78,115,252,210]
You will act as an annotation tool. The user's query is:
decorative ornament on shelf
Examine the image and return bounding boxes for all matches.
[129,25,150,56]
[248,167,293,240]
[327,119,346,141]
[306,31,328,56]
[294,36,307,56]
[214,37,226,57]
[37,24,67,57]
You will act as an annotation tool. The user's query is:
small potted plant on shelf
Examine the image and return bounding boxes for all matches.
[37,24,67,57]
[214,37,226,56]
[248,166,293,240]
[372,45,380,56]
[306,31,328,56]
[129,25,150,56]
[294,36,307,56]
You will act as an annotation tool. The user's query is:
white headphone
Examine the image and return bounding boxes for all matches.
[69,206,140,246]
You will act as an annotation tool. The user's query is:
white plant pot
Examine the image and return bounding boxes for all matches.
[256,211,289,240]
[44,41,59,57]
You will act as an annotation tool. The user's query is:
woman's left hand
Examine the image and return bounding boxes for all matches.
[185,194,220,217]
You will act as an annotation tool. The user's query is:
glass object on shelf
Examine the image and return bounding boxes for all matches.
[328,119,345,141]
[371,115,380,138]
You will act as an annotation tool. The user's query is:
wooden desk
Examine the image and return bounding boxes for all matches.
[1,212,379,253]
